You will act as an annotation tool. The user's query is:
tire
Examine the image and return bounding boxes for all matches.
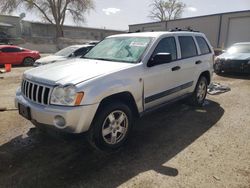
[23,57,35,66]
[86,101,133,152]
[189,76,208,107]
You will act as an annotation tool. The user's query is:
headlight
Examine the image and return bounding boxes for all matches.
[33,62,40,66]
[50,85,84,106]
[215,58,220,64]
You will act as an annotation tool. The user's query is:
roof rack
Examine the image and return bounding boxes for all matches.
[170,27,200,32]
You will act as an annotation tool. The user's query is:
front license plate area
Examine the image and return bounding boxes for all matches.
[18,103,31,120]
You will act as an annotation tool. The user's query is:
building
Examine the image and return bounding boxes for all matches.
[0,15,22,37]
[0,14,123,41]
[0,14,124,52]
[21,21,123,41]
[129,10,250,49]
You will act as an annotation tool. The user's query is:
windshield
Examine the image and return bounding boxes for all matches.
[84,37,152,63]
[55,46,78,56]
[227,43,250,54]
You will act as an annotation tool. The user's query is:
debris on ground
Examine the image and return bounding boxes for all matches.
[0,107,17,112]
[207,82,231,95]
[0,69,6,74]
[213,175,221,181]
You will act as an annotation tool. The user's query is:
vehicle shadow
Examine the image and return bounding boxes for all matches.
[0,100,224,188]
[217,72,250,80]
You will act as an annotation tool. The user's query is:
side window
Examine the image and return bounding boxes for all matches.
[74,47,93,56]
[195,36,211,54]
[178,36,198,58]
[1,48,10,52]
[12,48,22,52]
[1,47,21,53]
[152,37,177,61]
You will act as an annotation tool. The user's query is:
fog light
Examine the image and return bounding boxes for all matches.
[54,115,66,128]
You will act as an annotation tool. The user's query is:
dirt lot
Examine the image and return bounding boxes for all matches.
[0,67,249,188]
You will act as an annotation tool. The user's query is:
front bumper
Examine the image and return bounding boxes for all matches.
[215,59,250,73]
[15,89,99,133]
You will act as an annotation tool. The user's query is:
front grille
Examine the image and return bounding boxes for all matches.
[220,59,247,64]
[21,79,52,105]
[224,59,248,64]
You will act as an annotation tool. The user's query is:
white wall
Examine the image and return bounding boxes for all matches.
[226,16,250,47]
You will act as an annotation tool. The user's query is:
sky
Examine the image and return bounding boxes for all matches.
[12,0,250,31]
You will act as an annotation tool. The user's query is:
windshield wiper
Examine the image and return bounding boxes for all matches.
[81,57,134,63]
[81,57,116,62]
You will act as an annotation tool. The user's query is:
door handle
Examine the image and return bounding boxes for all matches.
[195,60,202,65]
[172,66,181,71]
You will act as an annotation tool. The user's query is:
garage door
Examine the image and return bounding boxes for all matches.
[227,16,250,47]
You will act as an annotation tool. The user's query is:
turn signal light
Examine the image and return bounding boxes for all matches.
[75,92,84,106]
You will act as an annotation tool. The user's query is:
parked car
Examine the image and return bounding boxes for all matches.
[33,44,95,66]
[16,31,214,151]
[0,45,40,66]
[0,31,11,44]
[214,42,250,74]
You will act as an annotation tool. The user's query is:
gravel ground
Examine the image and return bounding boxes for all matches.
[0,67,249,188]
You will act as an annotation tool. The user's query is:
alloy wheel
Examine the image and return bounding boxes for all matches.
[102,110,128,145]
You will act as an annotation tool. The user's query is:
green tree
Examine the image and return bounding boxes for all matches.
[0,0,94,38]
[149,0,186,21]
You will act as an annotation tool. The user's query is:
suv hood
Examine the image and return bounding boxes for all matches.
[218,52,250,60]
[24,58,134,85]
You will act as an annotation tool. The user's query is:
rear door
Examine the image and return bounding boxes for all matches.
[176,35,200,95]
[195,35,213,69]
[0,47,16,64]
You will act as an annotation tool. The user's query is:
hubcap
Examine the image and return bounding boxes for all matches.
[24,58,34,65]
[197,80,207,102]
[102,110,128,145]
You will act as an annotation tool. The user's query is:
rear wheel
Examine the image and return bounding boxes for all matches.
[23,57,35,66]
[86,101,133,151]
[189,76,208,107]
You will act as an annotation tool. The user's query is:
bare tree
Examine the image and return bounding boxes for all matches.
[0,0,94,38]
[149,0,186,21]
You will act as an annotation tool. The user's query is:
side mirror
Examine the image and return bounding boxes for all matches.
[147,53,172,67]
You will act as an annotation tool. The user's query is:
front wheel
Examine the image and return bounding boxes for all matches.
[23,57,35,66]
[86,101,133,151]
[189,76,208,107]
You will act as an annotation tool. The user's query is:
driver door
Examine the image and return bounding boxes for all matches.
[143,37,182,110]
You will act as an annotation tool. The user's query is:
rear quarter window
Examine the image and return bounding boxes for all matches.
[195,36,211,54]
[178,36,198,59]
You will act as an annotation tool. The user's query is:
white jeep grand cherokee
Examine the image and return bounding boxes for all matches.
[15,31,214,151]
